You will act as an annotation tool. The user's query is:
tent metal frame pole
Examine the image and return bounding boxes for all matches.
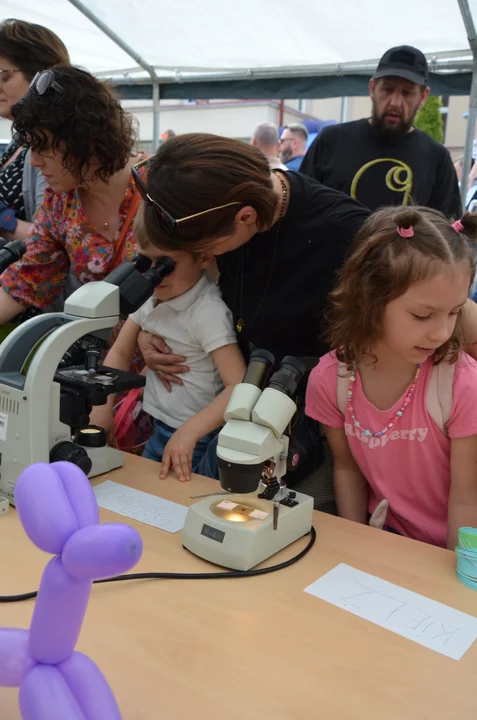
[106,57,475,86]
[458,0,477,205]
[340,97,348,123]
[98,54,474,84]
[152,82,160,151]
[66,0,160,149]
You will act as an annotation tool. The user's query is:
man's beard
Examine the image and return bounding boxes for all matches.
[280,147,292,163]
[371,101,420,138]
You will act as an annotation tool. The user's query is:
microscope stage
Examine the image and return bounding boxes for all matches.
[182,490,314,571]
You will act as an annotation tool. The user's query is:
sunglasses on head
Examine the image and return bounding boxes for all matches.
[30,69,64,96]
[131,156,241,234]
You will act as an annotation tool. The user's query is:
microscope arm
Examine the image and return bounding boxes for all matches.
[0,284,121,477]
[0,284,120,392]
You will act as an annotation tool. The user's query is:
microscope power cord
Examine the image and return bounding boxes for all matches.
[0,526,316,603]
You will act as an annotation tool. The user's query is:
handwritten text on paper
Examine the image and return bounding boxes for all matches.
[304,564,477,660]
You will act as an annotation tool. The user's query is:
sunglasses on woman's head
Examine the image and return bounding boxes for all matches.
[30,69,64,96]
[131,156,241,235]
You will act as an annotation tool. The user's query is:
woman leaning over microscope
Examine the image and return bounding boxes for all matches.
[0,64,145,323]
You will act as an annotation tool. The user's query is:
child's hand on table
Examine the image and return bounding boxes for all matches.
[160,426,199,482]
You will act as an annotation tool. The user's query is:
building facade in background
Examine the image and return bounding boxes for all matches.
[0,96,471,159]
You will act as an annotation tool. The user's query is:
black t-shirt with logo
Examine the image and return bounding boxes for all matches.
[300,119,462,217]
[217,171,369,363]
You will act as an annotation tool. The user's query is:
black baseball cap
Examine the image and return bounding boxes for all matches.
[373,45,429,86]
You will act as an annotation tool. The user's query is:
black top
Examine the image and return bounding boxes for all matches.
[0,142,27,220]
[300,119,461,217]
[217,171,369,362]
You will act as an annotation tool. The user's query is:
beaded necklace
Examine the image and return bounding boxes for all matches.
[348,363,422,438]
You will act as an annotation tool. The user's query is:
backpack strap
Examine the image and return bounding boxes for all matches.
[114,387,143,439]
[336,361,350,416]
[426,361,456,436]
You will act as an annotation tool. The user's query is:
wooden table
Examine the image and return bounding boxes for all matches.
[1,454,476,719]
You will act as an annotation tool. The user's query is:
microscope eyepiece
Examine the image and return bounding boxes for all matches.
[131,253,152,273]
[0,239,27,273]
[242,348,275,389]
[268,356,306,398]
[104,255,176,315]
[144,256,176,286]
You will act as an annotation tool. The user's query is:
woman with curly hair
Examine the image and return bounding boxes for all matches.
[0,64,143,320]
[0,18,70,241]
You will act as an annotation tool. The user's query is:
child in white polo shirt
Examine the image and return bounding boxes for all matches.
[90,207,246,481]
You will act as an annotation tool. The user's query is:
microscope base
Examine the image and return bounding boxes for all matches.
[0,445,123,507]
[88,445,124,478]
[182,489,314,571]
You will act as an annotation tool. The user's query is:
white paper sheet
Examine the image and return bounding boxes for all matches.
[94,480,188,533]
[304,563,477,660]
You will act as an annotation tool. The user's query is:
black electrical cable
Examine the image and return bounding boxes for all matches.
[0,527,316,603]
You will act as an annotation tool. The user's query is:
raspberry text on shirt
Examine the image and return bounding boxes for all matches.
[344,423,429,449]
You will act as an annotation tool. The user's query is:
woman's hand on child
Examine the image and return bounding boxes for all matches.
[137,330,189,393]
[160,427,198,482]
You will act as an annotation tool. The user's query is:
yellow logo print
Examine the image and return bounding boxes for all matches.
[350,158,413,206]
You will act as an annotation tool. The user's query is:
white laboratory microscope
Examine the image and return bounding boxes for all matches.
[0,255,174,504]
[183,351,314,570]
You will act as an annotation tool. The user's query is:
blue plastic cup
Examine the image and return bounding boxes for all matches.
[458,527,477,550]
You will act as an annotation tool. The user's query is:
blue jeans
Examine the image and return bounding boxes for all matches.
[142,418,217,472]
[195,435,220,479]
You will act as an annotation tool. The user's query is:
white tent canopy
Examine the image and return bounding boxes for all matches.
[3,0,477,200]
[2,0,476,80]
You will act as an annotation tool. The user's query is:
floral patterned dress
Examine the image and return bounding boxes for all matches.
[2,161,145,308]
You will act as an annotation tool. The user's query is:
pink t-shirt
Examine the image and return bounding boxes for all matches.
[306,351,477,547]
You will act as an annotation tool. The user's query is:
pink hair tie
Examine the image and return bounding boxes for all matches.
[397,226,414,238]
[451,219,464,234]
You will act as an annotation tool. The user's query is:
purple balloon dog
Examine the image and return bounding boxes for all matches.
[0,461,143,719]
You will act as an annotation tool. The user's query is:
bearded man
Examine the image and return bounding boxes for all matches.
[300,45,461,216]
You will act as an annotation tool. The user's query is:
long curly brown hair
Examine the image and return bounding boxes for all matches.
[326,206,477,370]
[11,66,135,185]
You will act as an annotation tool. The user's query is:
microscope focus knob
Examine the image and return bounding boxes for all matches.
[49,441,92,475]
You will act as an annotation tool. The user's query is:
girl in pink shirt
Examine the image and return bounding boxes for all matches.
[306,206,477,548]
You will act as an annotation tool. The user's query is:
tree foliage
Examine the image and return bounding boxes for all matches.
[415,95,444,143]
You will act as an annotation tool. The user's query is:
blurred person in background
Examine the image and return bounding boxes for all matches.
[0,18,70,242]
[161,129,176,142]
[251,122,287,170]
[279,123,308,170]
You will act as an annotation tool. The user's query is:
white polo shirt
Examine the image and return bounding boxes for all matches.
[130,273,237,429]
